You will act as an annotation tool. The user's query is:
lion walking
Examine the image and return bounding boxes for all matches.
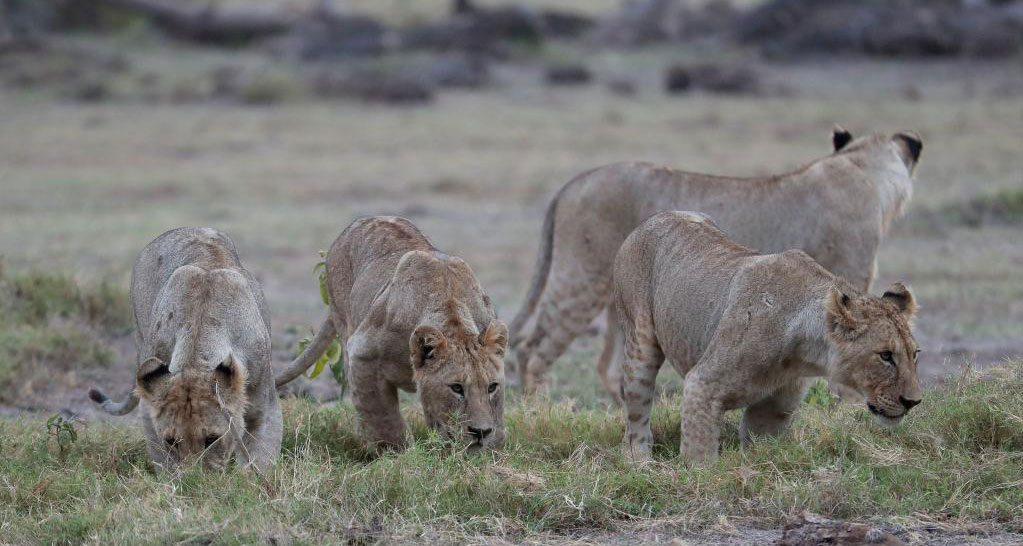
[510,128,922,397]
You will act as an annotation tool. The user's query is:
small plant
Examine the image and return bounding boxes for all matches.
[46,414,78,459]
[238,70,302,105]
[299,251,346,394]
[297,336,345,390]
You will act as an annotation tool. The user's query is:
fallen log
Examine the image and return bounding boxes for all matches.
[95,0,296,44]
[778,512,905,546]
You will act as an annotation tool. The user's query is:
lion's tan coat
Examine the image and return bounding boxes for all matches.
[511,130,922,397]
[91,227,281,470]
[276,217,508,451]
[613,212,921,462]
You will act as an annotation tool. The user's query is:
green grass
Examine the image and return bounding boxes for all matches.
[1,363,1020,543]
[942,187,1023,228]
[0,268,131,399]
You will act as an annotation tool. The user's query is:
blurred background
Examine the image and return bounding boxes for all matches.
[0,0,1021,417]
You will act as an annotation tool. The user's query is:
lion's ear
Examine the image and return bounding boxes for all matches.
[410,325,448,369]
[215,354,248,398]
[882,282,917,319]
[136,356,170,398]
[832,125,853,152]
[893,131,922,170]
[825,287,858,338]
[480,321,508,357]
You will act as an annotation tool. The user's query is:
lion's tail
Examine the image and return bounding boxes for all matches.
[89,388,140,416]
[509,189,560,347]
[275,316,337,388]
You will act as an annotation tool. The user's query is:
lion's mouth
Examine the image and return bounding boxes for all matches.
[867,403,905,426]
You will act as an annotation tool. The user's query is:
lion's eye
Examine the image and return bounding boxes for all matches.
[449,384,464,396]
[204,435,218,449]
[879,351,894,364]
[488,382,499,394]
[164,437,175,448]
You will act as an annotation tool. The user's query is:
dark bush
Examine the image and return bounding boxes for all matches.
[314,70,434,105]
[544,64,592,86]
[663,64,691,94]
[735,0,1023,59]
[664,63,759,95]
[428,54,490,89]
[400,5,542,56]
[282,14,389,60]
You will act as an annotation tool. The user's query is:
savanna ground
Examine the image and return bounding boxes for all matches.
[1,3,1022,543]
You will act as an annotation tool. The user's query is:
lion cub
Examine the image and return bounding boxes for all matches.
[276,216,508,452]
[613,211,922,463]
[90,228,282,470]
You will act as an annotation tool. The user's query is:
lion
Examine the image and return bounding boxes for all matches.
[614,211,922,463]
[89,227,282,471]
[275,216,508,452]
[510,127,923,397]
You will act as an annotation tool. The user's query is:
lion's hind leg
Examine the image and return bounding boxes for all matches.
[517,269,611,394]
[597,305,625,405]
[619,309,664,463]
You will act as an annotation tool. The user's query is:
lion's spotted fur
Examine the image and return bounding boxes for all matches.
[510,128,923,397]
[91,228,282,470]
[613,212,921,463]
[277,217,508,452]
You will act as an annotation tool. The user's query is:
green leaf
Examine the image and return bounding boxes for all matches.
[312,250,330,305]
[330,352,347,396]
[296,250,344,384]
[308,338,342,380]
[318,271,329,306]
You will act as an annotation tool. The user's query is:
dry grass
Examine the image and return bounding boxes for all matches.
[0,270,132,404]
[0,27,1021,543]
[0,363,1020,544]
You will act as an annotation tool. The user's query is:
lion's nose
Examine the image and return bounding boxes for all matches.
[467,426,493,440]
[899,396,921,410]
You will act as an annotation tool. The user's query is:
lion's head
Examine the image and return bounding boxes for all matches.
[825,282,922,425]
[136,354,248,469]
[411,320,508,452]
[832,125,923,176]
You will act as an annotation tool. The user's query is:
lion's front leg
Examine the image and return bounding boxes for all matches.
[350,358,407,451]
[739,378,809,448]
[680,372,725,464]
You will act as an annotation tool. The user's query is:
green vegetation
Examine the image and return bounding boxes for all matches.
[299,251,345,389]
[944,187,1023,227]
[1,363,1020,543]
[0,268,131,400]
